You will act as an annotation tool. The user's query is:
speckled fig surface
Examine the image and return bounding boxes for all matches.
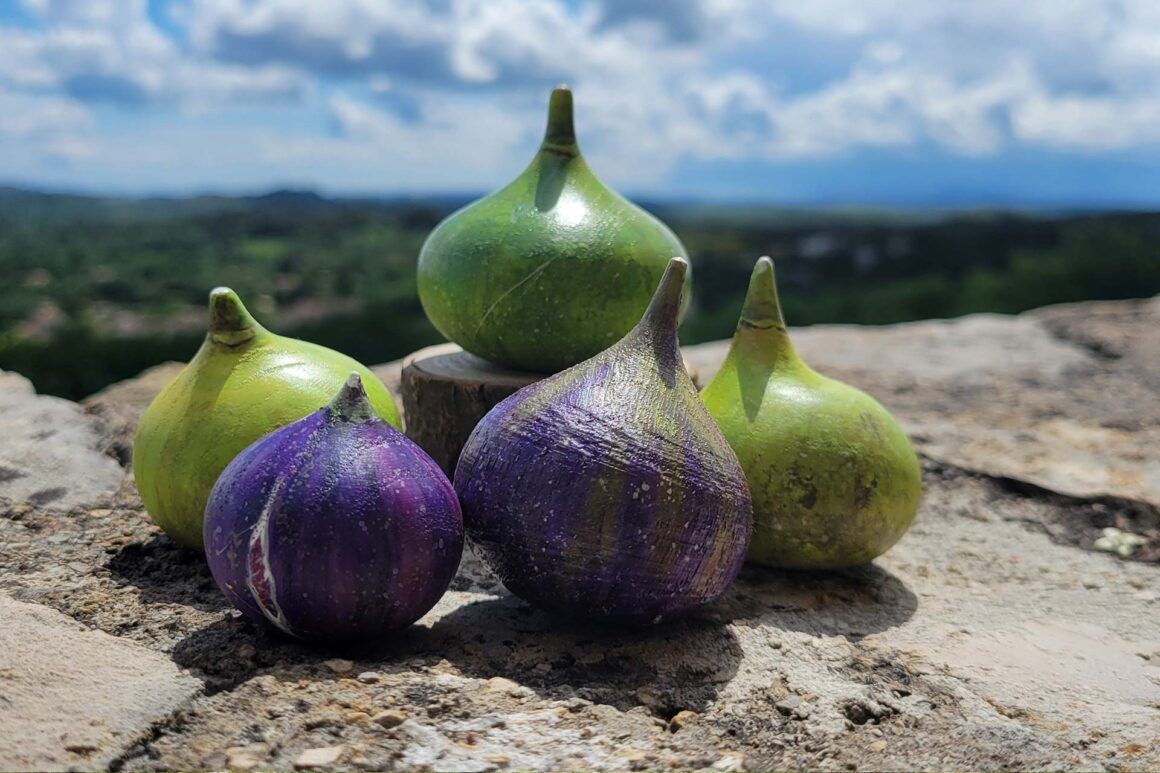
[133,288,400,549]
[454,258,751,623]
[204,374,463,642]
[701,258,922,569]
[418,86,689,373]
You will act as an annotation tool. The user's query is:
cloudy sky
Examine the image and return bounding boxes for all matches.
[2,0,1159,205]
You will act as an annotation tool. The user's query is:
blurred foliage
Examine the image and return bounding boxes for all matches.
[0,187,1157,399]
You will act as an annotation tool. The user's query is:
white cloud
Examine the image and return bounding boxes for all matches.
[749,0,1160,154]
[0,86,94,160]
[1011,93,1160,151]
[9,0,309,108]
[0,87,91,139]
[293,92,531,183]
[3,0,1160,191]
[176,0,1160,164]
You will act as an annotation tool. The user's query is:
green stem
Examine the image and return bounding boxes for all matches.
[208,287,264,346]
[735,256,799,365]
[540,85,579,157]
[327,373,376,423]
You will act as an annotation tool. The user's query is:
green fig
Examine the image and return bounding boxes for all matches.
[132,288,401,549]
[417,85,690,373]
[701,258,922,569]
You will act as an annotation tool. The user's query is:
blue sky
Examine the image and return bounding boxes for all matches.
[2,0,1159,206]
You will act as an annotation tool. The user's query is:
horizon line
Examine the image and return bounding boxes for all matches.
[3,180,1160,215]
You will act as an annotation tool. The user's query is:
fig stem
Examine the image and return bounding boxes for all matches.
[741,257,787,331]
[637,256,687,343]
[541,85,579,157]
[209,287,263,346]
[328,372,377,423]
[737,256,798,362]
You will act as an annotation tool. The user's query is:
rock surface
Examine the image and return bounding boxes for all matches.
[0,370,123,509]
[0,595,201,771]
[2,296,1159,771]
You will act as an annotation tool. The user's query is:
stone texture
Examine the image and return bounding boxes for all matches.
[1,296,1158,772]
[0,370,123,510]
[0,595,201,771]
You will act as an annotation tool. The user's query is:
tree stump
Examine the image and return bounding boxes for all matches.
[401,343,703,474]
[400,344,543,473]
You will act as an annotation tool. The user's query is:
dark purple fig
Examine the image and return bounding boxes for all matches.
[204,374,463,642]
[454,257,752,624]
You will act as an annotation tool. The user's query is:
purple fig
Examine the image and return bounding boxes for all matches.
[204,374,463,642]
[454,257,752,624]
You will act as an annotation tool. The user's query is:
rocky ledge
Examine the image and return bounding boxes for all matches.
[1,297,1158,772]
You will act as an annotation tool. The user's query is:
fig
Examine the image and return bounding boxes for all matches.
[133,288,400,549]
[454,257,751,623]
[701,257,922,569]
[418,86,690,373]
[204,374,462,641]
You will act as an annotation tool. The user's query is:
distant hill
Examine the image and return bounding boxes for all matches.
[0,184,1157,399]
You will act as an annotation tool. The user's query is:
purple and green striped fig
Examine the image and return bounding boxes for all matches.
[204,374,463,642]
[454,257,752,624]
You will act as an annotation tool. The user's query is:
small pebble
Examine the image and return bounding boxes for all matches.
[485,676,526,696]
[236,644,256,659]
[484,754,511,767]
[712,752,747,771]
[870,740,888,752]
[372,710,407,729]
[669,710,699,731]
[563,697,591,713]
[1093,527,1146,558]
[636,687,662,708]
[776,695,801,715]
[356,671,381,684]
[293,746,345,769]
[323,658,354,674]
[303,712,340,730]
[225,748,261,771]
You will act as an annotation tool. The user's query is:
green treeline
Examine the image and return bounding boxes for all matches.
[1,189,1157,399]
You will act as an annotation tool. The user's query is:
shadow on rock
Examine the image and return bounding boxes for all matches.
[168,548,743,712]
[106,533,229,613]
[721,562,918,639]
[425,593,743,718]
[171,609,437,692]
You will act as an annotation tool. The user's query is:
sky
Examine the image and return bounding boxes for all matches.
[2,0,1160,206]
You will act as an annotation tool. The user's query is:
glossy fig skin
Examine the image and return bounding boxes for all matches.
[454,259,751,624]
[204,376,463,642]
[701,258,922,570]
[418,86,689,373]
[133,288,400,549]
